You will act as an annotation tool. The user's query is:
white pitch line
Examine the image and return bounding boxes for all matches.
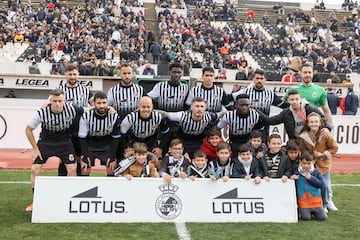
[0,181,31,184]
[175,222,191,240]
[332,184,360,187]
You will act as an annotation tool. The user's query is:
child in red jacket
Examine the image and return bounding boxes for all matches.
[200,128,224,162]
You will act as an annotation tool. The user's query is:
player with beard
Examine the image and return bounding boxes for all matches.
[78,91,121,176]
[59,64,93,109]
[57,64,93,176]
[232,69,288,142]
[120,96,170,160]
[107,63,145,160]
[107,63,144,120]
[284,64,333,124]
[163,97,220,158]
[217,94,264,156]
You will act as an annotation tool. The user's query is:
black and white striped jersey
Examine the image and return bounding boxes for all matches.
[28,103,83,141]
[78,109,121,146]
[185,85,232,112]
[217,109,262,141]
[107,83,144,120]
[59,84,92,108]
[147,81,189,111]
[232,84,287,115]
[121,110,169,144]
[168,110,218,140]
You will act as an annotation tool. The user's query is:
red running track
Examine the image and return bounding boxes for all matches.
[0,149,359,174]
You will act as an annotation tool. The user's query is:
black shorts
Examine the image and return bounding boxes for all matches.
[86,145,113,167]
[71,136,82,156]
[34,139,76,165]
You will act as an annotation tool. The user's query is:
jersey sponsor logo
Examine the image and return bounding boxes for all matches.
[155,184,182,220]
[68,187,125,214]
[0,114,7,140]
[16,78,49,87]
[212,188,264,214]
[59,80,93,88]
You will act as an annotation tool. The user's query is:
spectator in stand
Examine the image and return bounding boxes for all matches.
[344,86,359,115]
[245,9,256,23]
[326,88,340,115]
[282,69,297,82]
[142,63,156,76]
[192,56,203,68]
[273,4,284,14]
[328,71,341,83]
[150,41,161,64]
[216,68,227,80]
[28,60,41,74]
[342,73,353,84]
[235,67,247,80]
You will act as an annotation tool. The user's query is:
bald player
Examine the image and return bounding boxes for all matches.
[120,96,170,158]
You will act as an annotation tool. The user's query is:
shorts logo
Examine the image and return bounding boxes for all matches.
[155,184,182,220]
[69,154,75,162]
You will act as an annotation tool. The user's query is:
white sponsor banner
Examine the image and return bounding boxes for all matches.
[0,99,42,148]
[268,115,360,154]
[32,177,298,223]
[0,99,359,153]
[0,75,103,91]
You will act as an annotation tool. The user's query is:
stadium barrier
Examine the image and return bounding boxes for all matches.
[1,97,359,153]
[32,177,298,223]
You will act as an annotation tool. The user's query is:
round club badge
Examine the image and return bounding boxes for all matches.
[155,184,182,220]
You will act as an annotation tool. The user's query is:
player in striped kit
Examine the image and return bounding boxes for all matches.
[165,97,220,158]
[107,63,144,120]
[232,69,288,141]
[59,64,93,110]
[147,63,189,112]
[217,94,264,156]
[147,63,189,151]
[185,66,232,113]
[107,63,144,160]
[54,64,94,176]
[120,96,170,160]
[78,91,121,176]
[25,89,83,211]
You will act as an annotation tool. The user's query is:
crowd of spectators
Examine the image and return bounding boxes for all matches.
[0,0,150,76]
[1,0,360,78]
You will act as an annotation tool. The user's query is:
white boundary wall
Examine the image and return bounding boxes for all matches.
[32,177,298,223]
[1,98,360,153]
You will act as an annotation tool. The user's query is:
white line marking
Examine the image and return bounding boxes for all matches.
[0,181,31,184]
[175,222,191,240]
[332,184,360,187]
